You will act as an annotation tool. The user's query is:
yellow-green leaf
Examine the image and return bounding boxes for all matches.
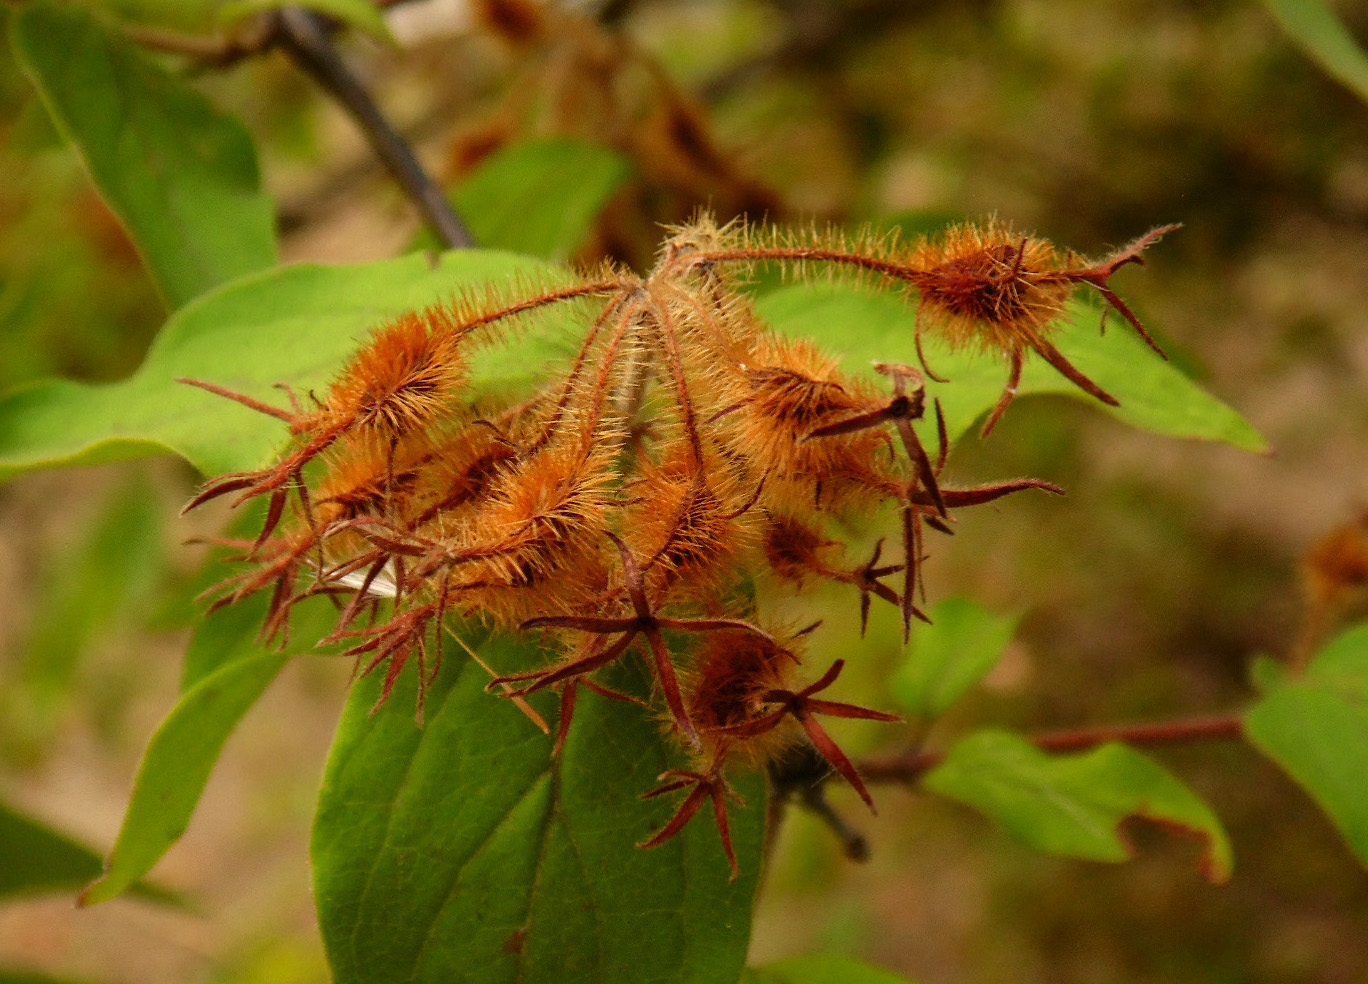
[923,730,1234,882]
[1245,619,1368,869]
[891,597,1018,721]
[80,649,291,905]
[0,251,575,482]
[755,283,1267,452]
[11,2,277,310]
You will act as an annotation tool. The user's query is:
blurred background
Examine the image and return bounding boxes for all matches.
[1,0,1367,981]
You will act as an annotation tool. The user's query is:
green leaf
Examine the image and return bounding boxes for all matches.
[76,562,348,906]
[0,799,111,900]
[742,955,920,984]
[0,797,176,907]
[180,590,273,692]
[181,589,346,690]
[1244,619,1368,869]
[0,250,576,482]
[3,474,164,756]
[218,0,396,44]
[753,283,1267,452]
[447,139,634,260]
[1248,653,1287,694]
[313,633,766,984]
[890,597,1018,721]
[10,2,277,310]
[1260,0,1368,106]
[922,730,1234,882]
[79,649,291,905]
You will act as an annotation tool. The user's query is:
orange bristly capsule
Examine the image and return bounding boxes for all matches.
[906,220,1179,435]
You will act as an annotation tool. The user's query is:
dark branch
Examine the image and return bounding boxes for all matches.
[123,3,473,249]
[856,712,1245,786]
[274,7,475,249]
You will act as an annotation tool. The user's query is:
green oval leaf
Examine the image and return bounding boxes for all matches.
[0,250,575,482]
[891,597,1018,721]
[922,730,1234,882]
[313,634,766,984]
[754,283,1267,452]
[10,2,277,310]
[79,648,291,906]
[1244,620,1368,869]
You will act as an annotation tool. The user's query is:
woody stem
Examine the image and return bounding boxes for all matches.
[274,8,476,249]
[856,712,1244,785]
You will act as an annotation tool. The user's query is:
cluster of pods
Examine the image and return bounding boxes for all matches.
[185,215,1173,876]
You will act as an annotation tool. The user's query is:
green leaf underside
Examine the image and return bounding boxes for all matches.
[10,2,277,310]
[754,282,1267,452]
[449,139,634,261]
[80,649,291,905]
[313,633,766,984]
[218,0,397,44]
[892,597,1018,721]
[742,955,920,984]
[0,251,577,482]
[922,730,1234,882]
[1260,0,1368,106]
[1244,619,1368,869]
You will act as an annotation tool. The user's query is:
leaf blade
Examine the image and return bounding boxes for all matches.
[429,138,633,261]
[922,730,1234,882]
[313,634,766,984]
[1244,619,1368,869]
[753,283,1267,452]
[891,597,1018,721]
[79,649,290,906]
[11,2,277,310]
[1260,0,1368,106]
[0,800,109,901]
[0,250,574,482]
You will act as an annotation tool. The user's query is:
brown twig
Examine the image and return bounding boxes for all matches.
[857,712,1245,786]
[123,3,473,249]
[274,7,475,249]
[121,0,426,66]
[123,19,282,67]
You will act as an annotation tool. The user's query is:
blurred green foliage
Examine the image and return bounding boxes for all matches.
[1,0,1367,982]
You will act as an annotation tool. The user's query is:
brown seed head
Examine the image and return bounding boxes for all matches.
[305,306,470,439]
[687,630,800,765]
[908,221,1071,356]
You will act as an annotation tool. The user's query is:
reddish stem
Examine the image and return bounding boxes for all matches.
[857,712,1244,785]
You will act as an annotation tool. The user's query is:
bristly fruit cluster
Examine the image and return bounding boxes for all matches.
[183,214,1174,877]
